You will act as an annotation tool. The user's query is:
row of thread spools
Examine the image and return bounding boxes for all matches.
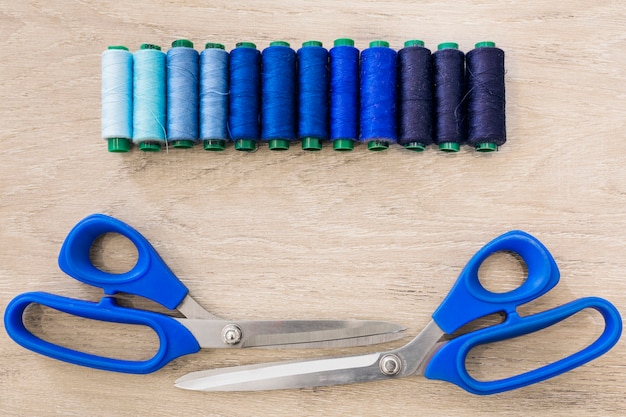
[102,38,505,153]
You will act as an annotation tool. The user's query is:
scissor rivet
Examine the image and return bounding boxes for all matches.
[222,324,243,345]
[379,354,401,376]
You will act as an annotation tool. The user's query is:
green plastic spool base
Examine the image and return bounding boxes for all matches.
[107,138,131,153]
[172,39,193,48]
[404,142,425,152]
[302,40,323,48]
[173,140,194,149]
[476,142,498,152]
[438,42,459,50]
[268,139,290,150]
[204,139,226,151]
[333,139,354,151]
[334,38,354,47]
[302,137,322,151]
[270,41,290,48]
[370,40,389,48]
[475,41,496,48]
[236,42,256,49]
[439,142,461,152]
[404,40,424,48]
[368,140,389,151]
[139,141,161,152]
[235,139,257,151]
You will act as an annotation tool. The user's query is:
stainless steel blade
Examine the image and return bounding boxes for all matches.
[177,319,407,349]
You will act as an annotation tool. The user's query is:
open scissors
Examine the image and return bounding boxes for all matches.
[4,214,406,374]
[175,230,622,394]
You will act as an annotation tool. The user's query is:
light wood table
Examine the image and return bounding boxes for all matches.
[1,1,624,416]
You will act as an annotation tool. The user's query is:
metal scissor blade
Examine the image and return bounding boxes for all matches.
[174,353,385,392]
[178,319,407,349]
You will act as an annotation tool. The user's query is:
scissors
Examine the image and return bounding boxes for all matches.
[175,230,622,394]
[4,214,406,374]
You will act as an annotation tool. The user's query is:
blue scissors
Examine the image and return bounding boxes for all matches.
[175,230,622,394]
[4,214,406,374]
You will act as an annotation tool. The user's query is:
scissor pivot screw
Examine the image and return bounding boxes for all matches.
[379,354,401,376]
[222,324,242,345]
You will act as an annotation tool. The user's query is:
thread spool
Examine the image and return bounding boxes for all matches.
[261,41,297,150]
[133,43,167,151]
[433,42,466,152]
[167,39,199,149]
[200,42,229,151]
[329,38,359,151]
[466,41,506,152]
[229,42,261,151]
[102,46,133,152]
[360,40,397,151]
[298,41,329,151]
[398,40,433,151]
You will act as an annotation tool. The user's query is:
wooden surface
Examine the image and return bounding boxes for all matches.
[1,1,625,415]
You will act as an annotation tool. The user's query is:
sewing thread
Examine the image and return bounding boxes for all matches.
[329,38,359,151]
[200,43,229,151]
[229,42,261,151]
[102,46,133,152]
[167,39,199,148]
[298,41,329,151]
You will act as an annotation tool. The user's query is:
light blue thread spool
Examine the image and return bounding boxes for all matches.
[101,46,133,152]
[200,42,229,151]
[167,39,199,149]
[133,43,166,152]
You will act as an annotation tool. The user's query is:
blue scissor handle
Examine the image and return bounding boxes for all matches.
[4,292,200,374]
[432,230,560,334]
[424,297,622,394]
[57,214,188,310]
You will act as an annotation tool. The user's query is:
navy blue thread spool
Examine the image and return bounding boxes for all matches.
[433,42,466,152]
[398,40,433,151]
[466,41,506,152]
[329,38,359,151]
[360,40,397,151]
[298,40,329,151]
[200,42,229,151]
[261,41,297,150]
[229,42,261,151]
[167,39,199,149]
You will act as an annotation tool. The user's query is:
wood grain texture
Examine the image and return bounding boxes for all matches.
[1,1,625,415]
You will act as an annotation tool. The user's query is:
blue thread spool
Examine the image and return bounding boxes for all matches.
[433,42,466,152]
[261,41,297,151]
[329,38,359,151]
[229,42,261,151]
[200,42,229,151]
[398,40,433,151]
[167,39,199,149]
[133,43,166,151]
[360,40,397,151]
[298,40,329,151]
[466,41,506,152]
[102,46,133,152]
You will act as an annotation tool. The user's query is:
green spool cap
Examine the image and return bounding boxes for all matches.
[172,39,193,48]
[107,138,131,152]
[404,40,424,48]
[302,137,322,151]
[205,42,225,50]
[367,140,389,151]
[268,139,290,150]
[108,45,128,51]
[204,139,226,151]
[404,142,425,152]
[302,40,323,48]
[438,42,459,50]
[439,142,460,152]
[173,139,194,149]
[270,40,290,47]
[234,139,257,151]
[476,142,498,152]
[475,41,496,48]
[333,139,354,151]
[334,38,354,47]
[236,42,257,49]
[140,43,161,51]
[139,141,161,152]
[369,40,389,48]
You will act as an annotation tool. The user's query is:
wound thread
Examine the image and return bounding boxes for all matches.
[329,38,359,151]
[360,40,397,151]
[167,39,199,149]
[261,41,297,150]
[298,41,329,151]
[229,42,261,151]
[102,46,133,152]
[200,42,229,151]
[466,41,506,152]
[398,40,433,151]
